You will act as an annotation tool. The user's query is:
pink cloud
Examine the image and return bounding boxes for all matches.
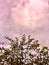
[10,0,48,30]
[0,0,49,46]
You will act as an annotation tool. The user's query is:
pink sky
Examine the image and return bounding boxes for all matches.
[0,0,49,47]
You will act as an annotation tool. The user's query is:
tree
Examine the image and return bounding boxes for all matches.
[0,34,49,65]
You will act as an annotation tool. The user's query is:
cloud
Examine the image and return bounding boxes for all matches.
[9,0,48,32]
[0,0,49,46]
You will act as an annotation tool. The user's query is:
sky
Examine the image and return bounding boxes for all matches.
[0,0,49,47]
